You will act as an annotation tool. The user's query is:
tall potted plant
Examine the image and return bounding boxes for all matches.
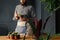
[39,0,60,40]
[40,0,60,30]
[39,0,60,30]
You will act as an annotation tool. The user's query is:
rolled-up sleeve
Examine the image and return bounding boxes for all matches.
[12,6,18,20]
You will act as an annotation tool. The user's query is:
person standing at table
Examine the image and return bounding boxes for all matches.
[13,0,36,36]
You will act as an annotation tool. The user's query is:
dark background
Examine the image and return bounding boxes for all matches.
[56,8,60,33]
[0,0,36,35]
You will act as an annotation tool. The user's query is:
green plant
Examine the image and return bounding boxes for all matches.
[8,32,20,39]
[39,33,50,40]
[8,32,18,36]
[40,0,60,12]
[39,35,43,40]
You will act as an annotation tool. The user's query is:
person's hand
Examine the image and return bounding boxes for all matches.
[19,17,29,21]
[16,16,20,20]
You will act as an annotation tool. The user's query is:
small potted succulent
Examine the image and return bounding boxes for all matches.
[7,32,14,39]
[13,32,20,39]
[8,32,20,39]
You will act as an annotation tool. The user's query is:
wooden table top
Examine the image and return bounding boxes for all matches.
[0,35,60,40]
[0,36,36,40]
[49,36,60,40]
[40,33,60,40]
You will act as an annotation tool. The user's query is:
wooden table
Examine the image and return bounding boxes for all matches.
[0,35,60,40]
[0,36,36,40]
[49,36,60,40]
[41,33,60,40]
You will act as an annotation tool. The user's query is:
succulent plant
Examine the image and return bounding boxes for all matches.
[8,32,12,36]
[8,32,20,39]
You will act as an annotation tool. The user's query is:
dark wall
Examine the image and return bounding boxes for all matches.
[56,8,60,33]
[0,0,35,35]
[0,24,8,35]
[0,0,19,35]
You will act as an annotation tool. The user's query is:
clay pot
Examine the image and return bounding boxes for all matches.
[10,35,15,39]
[14,35,20,39]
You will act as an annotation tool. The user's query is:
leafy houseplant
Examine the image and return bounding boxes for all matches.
[40,0,60,12]
[39,0,60,40]
[40,0,60,30]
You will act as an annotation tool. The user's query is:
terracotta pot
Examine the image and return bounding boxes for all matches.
[17,35,20,39]
[14,35,20,39]
[14,36,17,39]
[10,35,14,39]
[7,36,10,39]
